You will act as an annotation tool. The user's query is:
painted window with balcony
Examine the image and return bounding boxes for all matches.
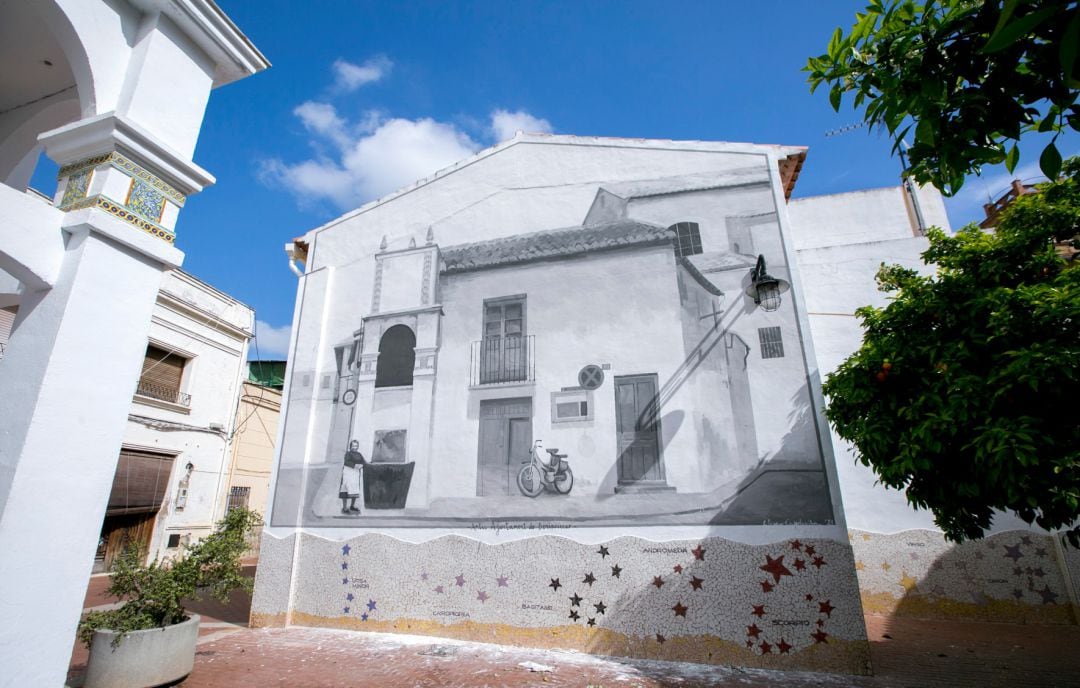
[472,296,534,385]
[375,325,415,388]
[136,344,190,407]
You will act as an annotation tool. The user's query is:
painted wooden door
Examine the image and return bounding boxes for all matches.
[478,398,532,495]
[615,374,664,485]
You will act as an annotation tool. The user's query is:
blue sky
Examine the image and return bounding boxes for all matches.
[31,1,1077,358]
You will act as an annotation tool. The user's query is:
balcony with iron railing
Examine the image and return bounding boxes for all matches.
[134,379,192,408]
[469,335,535,387]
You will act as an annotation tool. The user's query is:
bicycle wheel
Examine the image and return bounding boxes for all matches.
[517,464,543,497]
[552,467,574,494]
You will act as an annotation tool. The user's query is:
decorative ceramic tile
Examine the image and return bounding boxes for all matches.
[60,169,91,207]
[65,195,175,243]
[126,178,165,222]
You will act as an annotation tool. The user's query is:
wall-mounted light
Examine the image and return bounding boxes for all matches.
[747,255,789,312]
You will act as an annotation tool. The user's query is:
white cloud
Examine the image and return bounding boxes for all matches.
[490,109,553,142]
[252,320,292,359]
[332,56,392,92]
[293,101,351,149]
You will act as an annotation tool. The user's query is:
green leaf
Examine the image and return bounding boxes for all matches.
[1040,142,1062,180]
[982,7,1058,54]
[828,26,843,57]
[915,117,936,146]
[829,84,843,112]
[1061,8,1080,82]
[1005,144,1019,173]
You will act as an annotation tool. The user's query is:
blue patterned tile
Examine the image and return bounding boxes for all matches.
[60,169,91,207]
[126,178,165,222]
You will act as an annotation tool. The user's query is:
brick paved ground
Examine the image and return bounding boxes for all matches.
[68,571,1080,687]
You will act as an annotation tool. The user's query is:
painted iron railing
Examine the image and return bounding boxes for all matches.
[470,335,534,386]
[135,379,192,407]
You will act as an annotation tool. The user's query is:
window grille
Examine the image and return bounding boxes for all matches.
[227,486,251,512]
[669,222,703,258]
[758,326,784,359]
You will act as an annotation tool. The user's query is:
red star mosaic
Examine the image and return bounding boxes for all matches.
[751,605,766,618]
[777,638,792,654]
[760,555,793,584]
[672,602,688,618]
[811,629,829,644]
[691,544,706,561]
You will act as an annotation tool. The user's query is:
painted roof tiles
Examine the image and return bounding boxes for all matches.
[440,220,673,274]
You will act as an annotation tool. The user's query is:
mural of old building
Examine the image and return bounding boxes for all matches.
[255,134,873,674]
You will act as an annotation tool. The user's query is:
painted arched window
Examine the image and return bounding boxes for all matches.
[669,222,703,258]
[375,325,416,388]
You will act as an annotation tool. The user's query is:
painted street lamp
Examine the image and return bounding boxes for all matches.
[748,255,788,311]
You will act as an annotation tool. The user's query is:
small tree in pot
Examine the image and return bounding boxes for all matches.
[78,507,261,688]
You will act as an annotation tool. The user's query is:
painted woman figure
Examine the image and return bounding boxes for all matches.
[339,440,367,515]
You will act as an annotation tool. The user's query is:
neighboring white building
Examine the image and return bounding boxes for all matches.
[95,269,254,571]
[0,2,266,683]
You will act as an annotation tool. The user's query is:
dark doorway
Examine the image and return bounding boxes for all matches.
[614,374,670,492]
[477,398,532,496]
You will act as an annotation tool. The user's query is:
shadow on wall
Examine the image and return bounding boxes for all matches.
[851,529,1078,627]
[709,382,832,526]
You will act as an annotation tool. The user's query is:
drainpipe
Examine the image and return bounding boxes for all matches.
[898,141,928,236]
[285,242,304,277]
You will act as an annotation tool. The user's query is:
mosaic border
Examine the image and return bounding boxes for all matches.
[62,195,176,244]
[57,153,185,206]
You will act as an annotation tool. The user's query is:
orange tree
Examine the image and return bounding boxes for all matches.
[805,0,1079,195]
[823,160,1080,544]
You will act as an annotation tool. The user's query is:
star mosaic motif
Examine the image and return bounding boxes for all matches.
[587,617,596,627]
[760,580,774,593]
[811,629,829,644]
[366,599,377,611]
[777,638,792,654]
[1035,547,1048,557]
[805,593,814,601]
[477,590,489,603]
[583,572,596,586]
[594,601,606,615]
[691,545,706,561]
[789,539,803,551]
[672,602,688,617]
[570,593,582,606]
[611,565,622,578]
[746,623,761,638]
[1034,567,1046,578]
[751,605,766,618]
[812,556,826,569]
[1038,586,1059,604]
[434,585,445,594]
[899,573,919,592]
[549,578,562,591]
[673,564,683,574]
[455,574,466,587]
[346,593,354,602]
[496,575,509,587]
[804,545,816,556]
[689,576,704,591]
[420,571,428,581]
[656,633,665,644]
[818,600,835,617]
[597,545,610,558]
[569,610,580,621]
[881,561,891,571]
[1004,544,1024,562]
[361,613,368,621]
[1021,535,1033,546]
[341,544,351,556]
[343,606,350,614]
[652,576,665,589]
[760,555,793,584]
[1012,588,1024,600]
[855,560,866,571]
[793,558,806,571]
[759,641,772,654]
[341,562,348,571]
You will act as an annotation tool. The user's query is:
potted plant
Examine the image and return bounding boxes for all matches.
[78,507,261,688]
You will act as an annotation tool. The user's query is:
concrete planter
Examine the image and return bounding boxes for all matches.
[84,614,200,688]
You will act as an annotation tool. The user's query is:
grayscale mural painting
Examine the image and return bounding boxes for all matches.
[270,146,835,530]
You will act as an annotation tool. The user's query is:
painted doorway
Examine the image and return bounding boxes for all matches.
[614,374,668,491]
[477,397,533,496]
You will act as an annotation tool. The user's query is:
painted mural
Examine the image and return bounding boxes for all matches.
[270,154,837,529]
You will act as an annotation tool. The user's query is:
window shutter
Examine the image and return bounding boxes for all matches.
[139,345,184,400]
[106,449,175,515]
